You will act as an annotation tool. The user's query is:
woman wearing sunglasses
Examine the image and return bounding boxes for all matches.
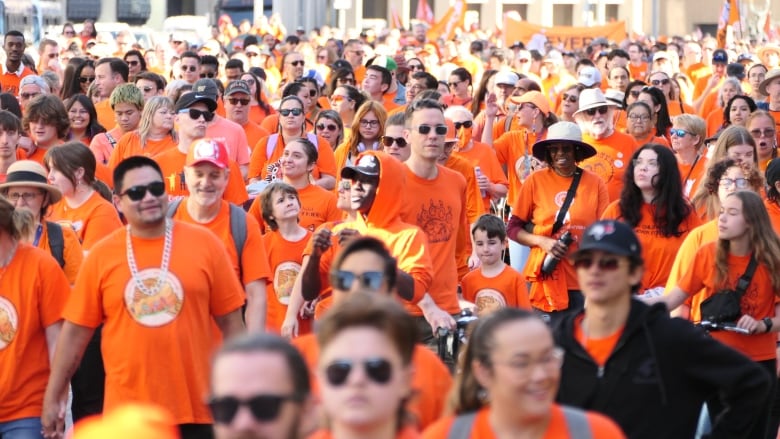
[423,308,625,439]
[658,190,780,439]
[557,84,583,123]
[108,96,177,170]
[670,114,708,198]
[601,144,700,297]
[443,67,473,108]
[334,101,387,171]
[311,292,421,439]
[315,109,345,149]
[260,81,316,134]
[60,58,89,101]
[705,77,743,137]
[647,70,695,118]
[329,84,365,140]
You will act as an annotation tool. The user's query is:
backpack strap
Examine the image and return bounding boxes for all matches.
[446,412,478,439]
[166,198,183,218]
[45,221,65,268]
[105,131,117,149]
[266,134,279,160]
[228,203,247,285]
[562,406,593,439]
[306,132,318,148]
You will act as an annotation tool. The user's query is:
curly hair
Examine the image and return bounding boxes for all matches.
[691,158,762,220]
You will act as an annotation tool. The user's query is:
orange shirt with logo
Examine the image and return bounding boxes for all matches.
[0,65,34,96]
[49,191,123,251]
[263,229,313,334]
[580,131,639,202]
[678,154,708,199]
[460,265,530,315]
[248,183,341,233]
[62,221,245,424]
[0,244,69,422]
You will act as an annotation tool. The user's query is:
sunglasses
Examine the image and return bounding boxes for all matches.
[408,64,423,71]
[226,97,249,106]
[279,108,303,117]
[453,121,473,130]
[316,123,338,131]
[308,89,317,97]
[330,95,349,103]
[447,80,462,88]
[380,135,407,147]
[562,93,578,103]
[246,52,259,58]
[585,106,609,116]
[669,128,691,137]
[79,76,95,83]
[172,40,183,45]
[126,60,139,66]
[208,394,301,424]
[181,65,198,72]
[629,90,641,98]
[118,181,165,201]
[179,108,215,122]
[336,78,355,85]
[573,256,620,271]
[330,270,384,291]
[750,128,776,138]
[650,78,670,86]
[324,358,392,386]
[288,60,305,67]
[200,72,216,78]
[412,124,448,135]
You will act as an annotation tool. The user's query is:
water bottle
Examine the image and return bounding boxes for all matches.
[474,166,486,198]
[541,231,573,275]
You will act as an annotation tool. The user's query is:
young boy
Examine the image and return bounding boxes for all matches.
[461,214,531,316]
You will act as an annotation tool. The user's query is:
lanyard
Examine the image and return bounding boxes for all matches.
[33,223,43,246]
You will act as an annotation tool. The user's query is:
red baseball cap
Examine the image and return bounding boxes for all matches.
[186,139,229,169]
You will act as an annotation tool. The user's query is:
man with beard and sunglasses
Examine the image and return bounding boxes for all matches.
[553,219,771,439]
[42,156,246,439]
[210,333,313,439]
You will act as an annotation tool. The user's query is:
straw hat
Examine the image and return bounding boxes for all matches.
[532,121,597,161]
[0,160,61,203]
[759,68,780,96]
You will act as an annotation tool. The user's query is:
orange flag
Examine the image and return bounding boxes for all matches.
[426,0,466,42]
[416,0,434,25]
[390,6,403,29]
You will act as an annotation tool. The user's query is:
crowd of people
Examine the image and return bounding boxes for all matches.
[1,14,780,439]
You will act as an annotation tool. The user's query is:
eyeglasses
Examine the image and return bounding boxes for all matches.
[562,93,578,103]
[79,76,95,84]
[412,124,448,135]
[408,64,424,71]
[118,181,166,201]
[498,347,565,375]
[200,72,216,78]
[324,358,392,386]
[448,80,462,88]
[453,121,473,130]
[179,108,215,122]
[584,106,609,116]
[628,114,651,121]
[650,78,670,86]
[279,108,303,117]
[126,60,139,66]
[719,177,749,189]
[573,256,621,271]
[330,270,384,291]
[380,136,407,147]
[181,65,198,72]
[750,128,776,138]
[629,90,641,98]
[669,128,691,137]
[632,159,659,169]
[330,95,349,104]
[288,60,305,67]
[208,394,302,424]
[227,97,250,106]
[6,192,43,202]
[336,78,355,85]
[316,123,338,131]
[359,119,379,128]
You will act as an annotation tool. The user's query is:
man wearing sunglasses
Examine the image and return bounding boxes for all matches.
[574,88,639,202]
[43,156,247,439]
[179,51,201,85]
[554,219,771,439]
[152,92,249,206]
[211,333,313,439]
[224,80,270,152]
[94,58,129,130]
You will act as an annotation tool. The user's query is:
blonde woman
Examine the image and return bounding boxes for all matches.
[108,96,176,170]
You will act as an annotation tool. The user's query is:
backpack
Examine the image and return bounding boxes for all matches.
[166,199,248,283]
[446,406,593,439]
[46,221,65,268]
[266,132,319,160]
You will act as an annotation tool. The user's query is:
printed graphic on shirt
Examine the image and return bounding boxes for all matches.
[273,261,301,305]
[56,219,84,233]
[582,151,624,183]
[265,161,281,182]
[166,172,187,193]
[514,155,544,182]
[416,199,454,243]
[124,269,184,327]
[552,190,571,225]
[0,297,17,349]
[474,288,507,316]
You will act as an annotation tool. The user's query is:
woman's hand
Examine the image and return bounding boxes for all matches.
[539,236,568,259]
[736,314,762,334]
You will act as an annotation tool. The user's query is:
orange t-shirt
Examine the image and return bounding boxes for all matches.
[309,427,419,439]
[460,265,530,315]
[768,110,780,147]
[667,100,697,118]
[48,191,123,251]
[400,165,469,316]
[678,154,708,199]
[705,108,725,137]
[205,116,251,166]
[678,242,778,361]
[108,131,177,171]
[699,92,720,119]
[170,200,270,286]
[580,131,639,202]
[493,129,542,202]
[574,314,624,367]
[95,99,116,131]
[152,147,249,206]
[511,168,609,311]
[0,244,69,422]
[243,121,271,151]
[248,183,341,233]
[601,201,700,291]
[37,222,84,285]
[249,134,335,182]
[26,141,64,165]
[455,141,509,211]
[664,219,718,322]
[422,405,626,439]
[262,229,313,334]
[628,62,648,82]
[90,127,124,166]
[62,221,246,424]
[630,132,670,148]
[293,334,452,431]
[0,65,34,96]
[766,199,780,236]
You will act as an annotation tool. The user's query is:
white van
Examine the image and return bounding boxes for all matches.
[162,15,209,48]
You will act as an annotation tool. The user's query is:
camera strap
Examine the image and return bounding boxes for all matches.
[734,255,758,298]
[552,167,582,235]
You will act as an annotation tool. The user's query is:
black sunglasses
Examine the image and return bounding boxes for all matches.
[200,72,216,78]
[453,121,473,130]
[227,97,250,106]
[380,136,407,147]
[317,123,338,131]
[650,78,670,86]
[208,394,302,424]
[118,181,165,201]
[126,60,139,66]
[572,257,620,271]
[79,76,95,83]
[289,60,305,67]
[629,90,641,98]
[181,65,198,72]
[585,106,609,116]
[329,270,383,291]
[279,108,303,117]
[180,108,215,122]
[325,358,392,386]
[413,124,448,135]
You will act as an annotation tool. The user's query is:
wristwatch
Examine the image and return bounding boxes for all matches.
[763,317,773,333]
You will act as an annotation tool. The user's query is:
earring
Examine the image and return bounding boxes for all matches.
[477,388,489,402]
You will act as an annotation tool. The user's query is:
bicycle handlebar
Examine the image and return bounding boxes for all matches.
[699,320,751,334]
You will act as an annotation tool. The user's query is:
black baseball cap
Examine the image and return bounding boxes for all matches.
[341,153,380,180]
[712,49,728,64]
[175,92,217,113]
[572,220,642,259]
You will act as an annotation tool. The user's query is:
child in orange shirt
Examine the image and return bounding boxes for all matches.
[461,214,530,317]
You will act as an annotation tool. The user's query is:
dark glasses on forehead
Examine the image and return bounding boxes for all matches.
[380,135,408,147]
[324,358,393,386]
[208,394,302,424]
[118,181,165,201]
[585,106,609,116]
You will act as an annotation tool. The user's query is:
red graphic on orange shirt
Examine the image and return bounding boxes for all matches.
[416,199,454,243]
[123,269,184,327]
